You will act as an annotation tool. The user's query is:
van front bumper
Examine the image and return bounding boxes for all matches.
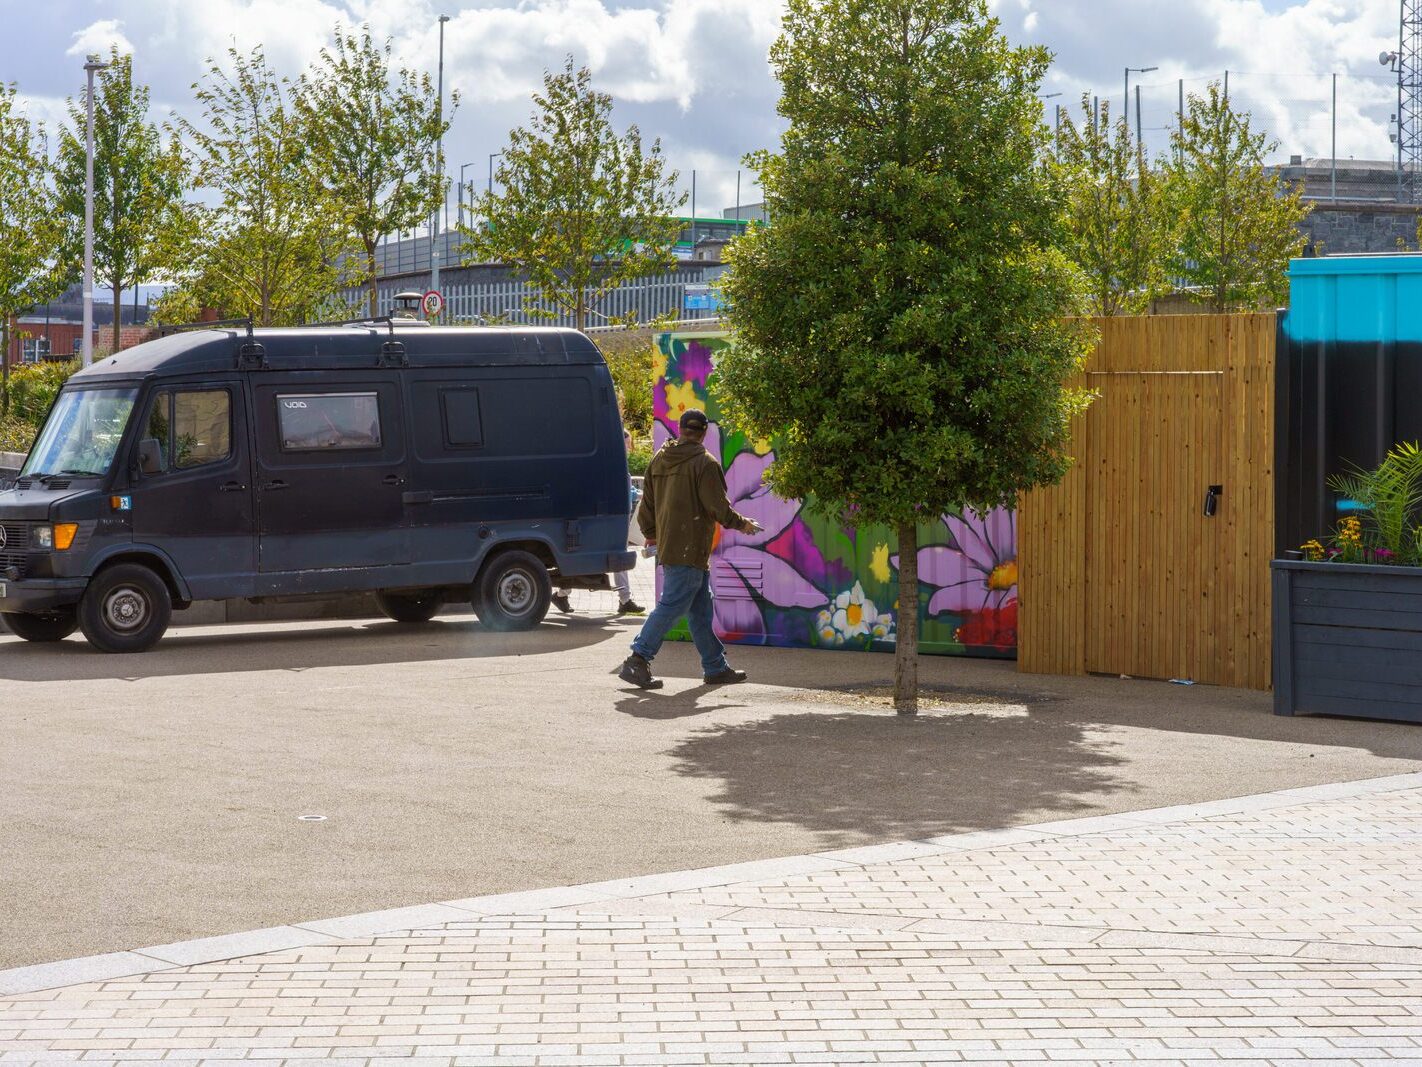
[0,577,88,614]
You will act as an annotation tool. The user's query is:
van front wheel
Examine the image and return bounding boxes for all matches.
[376,590,442,624]
[2,608,79,643]
[473,550,551,631]
[79,564,172,653]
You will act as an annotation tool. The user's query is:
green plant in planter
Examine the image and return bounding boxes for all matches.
[1328,442,1422,563]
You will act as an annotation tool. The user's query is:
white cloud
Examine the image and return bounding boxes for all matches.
[66,18,135,59]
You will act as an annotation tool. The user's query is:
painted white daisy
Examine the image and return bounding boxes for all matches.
[816,608,844,647]
[831,582,886,642]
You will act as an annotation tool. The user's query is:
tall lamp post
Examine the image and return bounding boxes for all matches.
[1123,65,1158,135]
[429,14,450,311]
[488,151,503,197]
[81,53,108,368]
[458,161,475,228]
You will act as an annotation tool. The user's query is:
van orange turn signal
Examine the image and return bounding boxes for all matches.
[52,523,79,551]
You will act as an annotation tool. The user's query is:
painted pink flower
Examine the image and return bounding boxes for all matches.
[894,508,1017,616]
[675,340,716,389]
[710,439,829,641]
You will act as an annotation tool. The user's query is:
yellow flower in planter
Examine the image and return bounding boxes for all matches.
[1300,539,1326,562]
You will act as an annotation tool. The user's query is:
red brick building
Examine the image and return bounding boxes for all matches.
[4,317,156,369]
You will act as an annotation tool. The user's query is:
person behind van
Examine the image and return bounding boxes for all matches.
[552,429,645,616]
[618,408,761,690]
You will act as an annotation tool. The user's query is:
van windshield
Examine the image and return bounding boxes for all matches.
[21,387,139,479]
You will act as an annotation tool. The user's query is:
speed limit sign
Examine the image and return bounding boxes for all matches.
[421,290,444,317]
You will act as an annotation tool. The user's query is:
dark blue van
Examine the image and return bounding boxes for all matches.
[0,322,634,652]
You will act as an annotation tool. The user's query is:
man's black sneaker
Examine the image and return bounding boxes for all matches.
[703,667,748,685]
[551,593,573,614]
[618,654,663,689]
[617,599,646,616]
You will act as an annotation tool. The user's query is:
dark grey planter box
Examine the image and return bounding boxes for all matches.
[1273,559,1422,722]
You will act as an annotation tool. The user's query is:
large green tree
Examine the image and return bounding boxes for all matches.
[55,49,189,354]
[0,84,67,411]
[1163,82,1309,311]
[463,60,685,331]
[171,46,356,325]
[718,0,1092,714]
[294,28,455,317]
[1056,94,1171,315]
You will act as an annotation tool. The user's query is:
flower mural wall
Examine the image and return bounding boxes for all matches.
[652,331,1017,659]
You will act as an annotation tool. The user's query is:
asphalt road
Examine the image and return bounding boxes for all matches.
[4,608,1422,969]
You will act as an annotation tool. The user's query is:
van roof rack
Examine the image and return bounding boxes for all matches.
[156,316,255,337]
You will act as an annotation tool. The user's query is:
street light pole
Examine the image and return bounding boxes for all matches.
[488,151,503,197]
[1123,65,1158,137]
[81,54,108,368]
[458,161,474,228]
[430,13,449,310]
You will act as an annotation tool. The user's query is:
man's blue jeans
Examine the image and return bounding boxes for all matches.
[631,564,730,676]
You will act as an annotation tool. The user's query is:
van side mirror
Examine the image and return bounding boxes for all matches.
[138,438,164,475]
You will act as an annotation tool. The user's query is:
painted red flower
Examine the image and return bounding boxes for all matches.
[954,602,1018,649]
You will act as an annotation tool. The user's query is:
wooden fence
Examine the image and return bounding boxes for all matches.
[1018,313,1276,690]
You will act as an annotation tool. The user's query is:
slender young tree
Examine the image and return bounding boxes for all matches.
[0,85,67,411]
[1163,82,1309,311]
[173,46,357,325]
[54,49,188,353]
[294,28,455,317]
[463,59,685,331]
[1056,94,1171,315]
[717,0,1092,714]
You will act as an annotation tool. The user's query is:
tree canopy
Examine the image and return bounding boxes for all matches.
[1055,95,1170,315]
[294,29,454,317]
[167,46,357,326]
[1164,82,1309,311]
[464,59,685,331]
[717,0,1092,712]
[0,84,67,409]
[54,49,188,354]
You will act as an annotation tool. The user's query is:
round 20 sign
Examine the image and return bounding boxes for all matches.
[422,290,444,318]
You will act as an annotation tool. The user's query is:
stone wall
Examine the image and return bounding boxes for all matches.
[1298,200,1422,255]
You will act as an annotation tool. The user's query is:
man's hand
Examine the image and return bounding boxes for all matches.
[645,539,656,547]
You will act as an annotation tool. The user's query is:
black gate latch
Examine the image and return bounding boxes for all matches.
[1203,484,1223,517]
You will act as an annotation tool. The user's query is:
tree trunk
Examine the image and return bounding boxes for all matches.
[894,520,919,716]
[1,320,10,415]
[112,279,122,356]
[365,240,378,319]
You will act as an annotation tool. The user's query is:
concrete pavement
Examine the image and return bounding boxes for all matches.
[3,773,1421,1064]
[3,558,1422,973]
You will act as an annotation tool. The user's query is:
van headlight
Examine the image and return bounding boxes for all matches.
[33,524,78,551]
[33,526,52,549]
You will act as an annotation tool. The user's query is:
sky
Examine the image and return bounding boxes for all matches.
[0,0,1409,226]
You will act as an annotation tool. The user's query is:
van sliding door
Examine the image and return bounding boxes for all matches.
[252,378,408,585]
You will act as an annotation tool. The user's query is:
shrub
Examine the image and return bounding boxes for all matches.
[6,360,80,425]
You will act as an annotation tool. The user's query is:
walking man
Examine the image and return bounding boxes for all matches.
[618,409,761,690]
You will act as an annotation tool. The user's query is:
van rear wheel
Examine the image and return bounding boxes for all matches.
[78,564,172,653]
[2,608,79,643]
[473,550,551,631]
[376,590,442,624]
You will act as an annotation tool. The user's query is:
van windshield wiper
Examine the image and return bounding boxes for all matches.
[58,468,106,477]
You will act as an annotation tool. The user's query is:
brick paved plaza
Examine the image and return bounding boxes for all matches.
[3,773,1420,1066]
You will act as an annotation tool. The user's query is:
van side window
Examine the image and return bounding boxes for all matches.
[440,388,484,448]
[174,391,231,468]
[144,392,172,471]
[277,393,382,451]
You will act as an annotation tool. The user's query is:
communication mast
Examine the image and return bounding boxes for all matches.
[1385,0,1422,201]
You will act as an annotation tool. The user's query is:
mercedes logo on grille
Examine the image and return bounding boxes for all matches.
[0,526,7,550]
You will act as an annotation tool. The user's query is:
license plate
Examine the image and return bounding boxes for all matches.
[0,582,7,599]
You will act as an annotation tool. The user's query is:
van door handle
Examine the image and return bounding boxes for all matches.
[218,482,247,493]
[383,474,403,486]
[262,479,288,492]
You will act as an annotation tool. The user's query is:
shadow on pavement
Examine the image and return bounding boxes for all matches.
[0,614,624,683]
[668,705,1126,847]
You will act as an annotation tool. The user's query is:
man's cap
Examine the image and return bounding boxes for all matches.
[679,408,709,432]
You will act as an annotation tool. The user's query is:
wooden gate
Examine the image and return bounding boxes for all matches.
[1019,314,1275,690]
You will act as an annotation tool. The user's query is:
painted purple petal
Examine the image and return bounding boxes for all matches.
[928,581,990,616]
[917,544,989,586]
[713,590,765,641]
[942,512,998,573]
[725,447,774,502]
[721,544,828,608]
